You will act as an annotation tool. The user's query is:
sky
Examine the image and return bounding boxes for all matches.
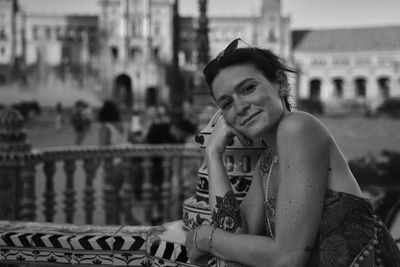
[19,0,400,30]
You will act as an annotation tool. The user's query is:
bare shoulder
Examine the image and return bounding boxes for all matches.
[278,111,329,138]
[277,111,331,149]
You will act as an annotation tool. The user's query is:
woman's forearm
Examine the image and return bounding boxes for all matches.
[197,228,283,267]
[206,151,243,231]
[205,151,246,266]
[206,151,235,212]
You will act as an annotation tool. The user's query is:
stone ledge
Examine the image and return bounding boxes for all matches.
[0,220,198,267]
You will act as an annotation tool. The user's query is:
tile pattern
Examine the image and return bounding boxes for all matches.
[0,220,198,267]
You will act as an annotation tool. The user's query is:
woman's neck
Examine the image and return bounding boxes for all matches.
[260,109,291,154]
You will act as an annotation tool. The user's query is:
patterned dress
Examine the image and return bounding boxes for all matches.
[265,188,400,266]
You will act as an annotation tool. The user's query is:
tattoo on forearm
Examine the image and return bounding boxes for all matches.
[211,191,242,232]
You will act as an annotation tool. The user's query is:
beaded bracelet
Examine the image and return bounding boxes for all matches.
[208,225,217,253]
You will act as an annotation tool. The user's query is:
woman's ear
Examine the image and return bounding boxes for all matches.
[276,70,289,97]
[275,70,288,85]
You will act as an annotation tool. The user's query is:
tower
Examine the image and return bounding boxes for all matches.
[0,0,21,84]
[256,0,290,58]
[98,0,174,111]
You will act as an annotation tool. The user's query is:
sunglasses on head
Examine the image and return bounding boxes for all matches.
[203,38,252,76]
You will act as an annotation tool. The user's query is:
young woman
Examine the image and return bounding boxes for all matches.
[185,39,400,267]
[98,100,125,146]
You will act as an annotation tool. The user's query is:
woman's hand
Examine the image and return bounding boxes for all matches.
[206,111,251,155]
[185,226,212,266]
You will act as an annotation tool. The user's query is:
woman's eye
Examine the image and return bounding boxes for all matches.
[240,85,255,94]
[220,100,232,110]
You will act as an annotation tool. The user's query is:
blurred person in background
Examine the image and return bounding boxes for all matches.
[127,110,145,144]
[54,101,64,130]
[70,100,92,145]
[97,100,124,146]
[97,100,136,224]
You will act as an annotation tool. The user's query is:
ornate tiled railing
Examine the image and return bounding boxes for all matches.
[0,107,202,266]
[0,220,194,266]
[0,143,202,225]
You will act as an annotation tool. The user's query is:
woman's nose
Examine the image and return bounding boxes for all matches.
[234,97,250,115]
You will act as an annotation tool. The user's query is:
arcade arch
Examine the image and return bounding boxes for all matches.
[145,87,158,107]
[332,78,344,98]
[377,76,390,99]
[309,79,321,99]
[114,74,133,109]
[354,77,367,98]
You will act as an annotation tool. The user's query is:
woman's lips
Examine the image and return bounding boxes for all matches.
[241,111,261,126]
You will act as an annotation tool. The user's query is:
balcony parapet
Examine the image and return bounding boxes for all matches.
[0,220,197,267]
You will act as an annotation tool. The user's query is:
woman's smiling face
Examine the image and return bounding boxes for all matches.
[212,64,285,138]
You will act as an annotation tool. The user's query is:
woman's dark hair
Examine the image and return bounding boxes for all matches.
[98,100,120,123]
[203,47,297,111]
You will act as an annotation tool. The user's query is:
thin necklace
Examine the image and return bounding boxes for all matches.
[264,154,278,239]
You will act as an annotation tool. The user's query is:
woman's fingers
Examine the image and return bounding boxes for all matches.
[210,110,222,127]
[208,112,253,152]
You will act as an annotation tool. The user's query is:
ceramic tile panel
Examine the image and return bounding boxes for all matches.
[31,232,74,264]
[70,234,114,265]
[113,225,150,266]
[0,231,36,263]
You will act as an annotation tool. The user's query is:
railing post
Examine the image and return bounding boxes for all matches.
[161,156,172,222]
[170,155,182,219]
[20,159,37,220]
[83,158,97,224]
[142,157,153,224]
[0,107,34,220]
[43,160,56,222]
[103,157,117,224]
[63,159,76,223]
[121,156,139,225]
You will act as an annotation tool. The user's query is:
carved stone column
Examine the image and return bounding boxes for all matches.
[0,107,33,220]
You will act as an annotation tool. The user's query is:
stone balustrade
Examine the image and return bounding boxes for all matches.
[0,107,202,226]
[35,144,201,225]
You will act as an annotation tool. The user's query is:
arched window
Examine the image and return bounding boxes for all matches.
[145,87,158,107]
[309,79,321,99]
[115,74,132,109]
[354,78,367,98]
[332,78,344,98]
[377,77,390,99]
[111,46,118,60]
[0,74,6,85]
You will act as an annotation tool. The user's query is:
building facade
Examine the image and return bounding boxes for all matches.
[0,0,21,83]
[292,27,400,112]
[97,0,174,110]
[0,0,175,111]
[179,0,290,64]
[1,0,400,113]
